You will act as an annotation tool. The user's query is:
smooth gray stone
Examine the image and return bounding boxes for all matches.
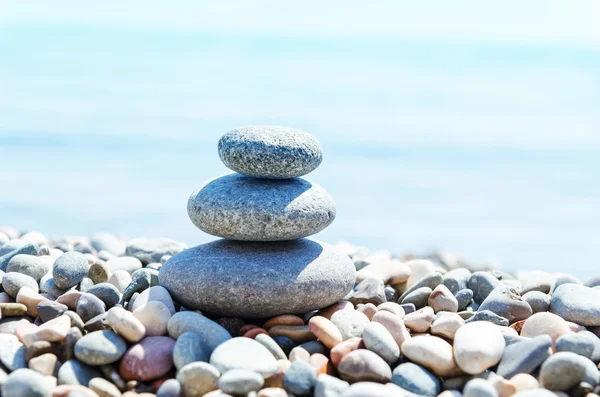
[76,293,106,323]
[210,337,278,377]
[160,239,355,318]
[85,283,121,308]
[384,286,396,302]
[187,174,336,241]
[443,268,472,294]
[465,310,509,326]
[90,233,126,256]
[579,331,600,362]
[254,333,287,360]
[173,331,211,370]
[105,256,142,274]
[399,273,444,302]
[315,374,349,397]
[349,278,386,306]
[550,284,600,326]
[468,272,501,304]
[556,333,596,360]
[53,251,88,289]
[126,237,186,264]
[391,362,440,397]
[0,334,27,371]
[497,334,552,378]
[400,303,416,314]
[37,300,68,322]
[284,360,318,396]
[455,289,473,311]
[539,352,590,391]
[551,274,581,293]
[463,378,498,397]
[2,272,38,297]
[478,285,532,322]
[167,311,231,352]
[400,287,432,309]
[522,291,551,313]
[120,269,151,304]
[74,330,127,365]
[219,368,264,394]
[156,378,182,397]
[131,267,160,287]
[504,334,528,347]
[6,254,50,283]
[57,359,101,386]
[1,368,52,397]
[519,270,553,294]
[218,125,323,179]
[39,275,70,298]
[0,238,26,256]
[362,322,400,365]
[0,243,39,271]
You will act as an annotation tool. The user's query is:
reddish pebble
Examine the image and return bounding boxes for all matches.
[308,316,343,349]
[243,328,268,338]
[330,337,365,367]
[263,314,304,329]
[240,324,261,334]
[119,336,176,381]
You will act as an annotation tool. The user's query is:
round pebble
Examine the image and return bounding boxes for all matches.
[454,321,505,374]
[85,283,121,309]
[176,362,220,397]
[539,351,589,391]
[219,369,264,395]
[210,337,278,377]
[74,330,127,365]
[106,306,145,343]
[53,252,89,289]
[173,331,211,370]
[330,309,370,340]
[2,272,39,297]
[401,335,459,377]
[520,312,571,348]
[337,349,392,383]
[133,301,171,336]
[362,321,400,364]
[521,291,550,313]
[119,336,175,381]
[284,360,317,396]
[391,362,440,397]
[1,368,52,397]
[6,254,50,283]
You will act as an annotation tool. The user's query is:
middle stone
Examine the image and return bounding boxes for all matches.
[188,173,336,241]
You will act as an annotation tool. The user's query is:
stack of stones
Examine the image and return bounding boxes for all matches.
[159,125,356,318]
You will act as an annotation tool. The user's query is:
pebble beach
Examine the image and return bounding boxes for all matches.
[1,126,600,397]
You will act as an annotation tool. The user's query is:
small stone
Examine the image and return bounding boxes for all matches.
[428,284,458,313]
[268,325,316,344]
[87,263,110,284]
[58,359,101,386]
[106,307,145,343]
[362,322,400,364]
[254,333,287,360]
[258,388,289,397]
[284,360,317,396]
[539,351,590,391]
[74,330,127,365]
[465,310,509,326]
[404,259,437,288]
[53,252,88,289]
[126,237,186,264]
[391,362,440,397]
[218,125,323,179]
[1,368,52,397]
[0,243,39,272]
[108,270,132,294]
[105,257,142,274]
[176,362,220,397]
[210,337,278,377]
[76,293,106,323]
[399,272,443,302]
[330,337,364,367]
[2,272,39,297]
[400,303,416,314]
[478,285,532,323]
[468,272,501,304]
[330,309,370,340]
[308,316,342,349]
[376,302,405,317]
[463,378,498,397]
[84,313,109,333]
[518,270,553,294]
[356,303,377,320]
[455,289,473,311]
[400,287,432,309]
[348,278,387,306]
[521,291,550,313]
[263,314,305,329]
[167,311,231,352]
[371,310,411,349]
[314,374,349,397]
[79,276,94,291]
[120,271,151,305]
[403,306,435,333]
[86,283,121,309]
[173,331,210,370]
[510,373,539,392]
[218,369,263,394]
[355,260,411,285]
[119,336,175,381]
[88,377,122,397]
[430,313,464,339]
[37,300,68,322]
[443,268,472,294]
[337,349,392,383]
[401,335,459,377]
[0,333,27,371]
[6,254,50,283]
[550,284,600,326]
[497,334,552,378]
[131,285,176,315]
[0,302,27,316]
[520,312,571,348]
[133,301,171,336]
[28,353,57,376]
[556,332,597,359]
[22,315,71,346]
[61,327,82,362]
[454,321,505,374]
[39,276,70,299]
[156,378,181,397]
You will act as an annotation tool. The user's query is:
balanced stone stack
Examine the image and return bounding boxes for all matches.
[160,126,356,318]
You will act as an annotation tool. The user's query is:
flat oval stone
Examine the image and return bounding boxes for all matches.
[337,349,392,384]
[2,272,39,297]
[539,351,589,391]
[74,330,127,365]
[6,254,50,283]
[219,369,264,395]
[210,337,278,377]
[496,334,552,379]
[188,174,335,241]
[550,284,600,326]
[218,125,323,179]
[401,335,459,377]
[392,362,440,397]
[53,252,88,289]
[173,331,211,370]
[160,239,355,318]
[119,336,175,381]
[167,311,231,351]
[362,322,400,365]
[58,359,101,386]
[126,238,186,264]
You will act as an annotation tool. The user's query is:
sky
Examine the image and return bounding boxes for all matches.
[1,1,599,276]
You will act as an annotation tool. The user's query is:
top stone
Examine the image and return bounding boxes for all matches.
[218,125,323,179]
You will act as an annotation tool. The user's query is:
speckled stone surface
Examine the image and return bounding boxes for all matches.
[187,174,336,241]
[218,125,323,179]
[159,239,355,318]
[550,284,600,326]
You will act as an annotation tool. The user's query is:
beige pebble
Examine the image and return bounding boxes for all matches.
[289,346,310,362]
[133,301,171,337]
[28,352,58,376]
[431,313,464,339]
[401,334,461,377]
[371,310,411,348]
[355,259,411,285]
[521,312,571,349]
[454,321,505,375]
[356,303,378,320]
[403,306,435,333]
[510,373,540,391]
[308,316,343,349]
[23,315,70,346]
[258,388,289,397]
[263,359,291,389]
[56,290,84,310]
[428,284,459,313]
[89,377,123,397]
[106,306,146,343]
[88,263,111,284]
[376,302,405,317]
[16,286,49,317]
[489,373,518,397]
[315,301,354,319]
[263,314,304,329]
[109,270,132,294]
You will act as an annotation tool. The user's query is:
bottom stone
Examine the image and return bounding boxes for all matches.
[159,239,355,318]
